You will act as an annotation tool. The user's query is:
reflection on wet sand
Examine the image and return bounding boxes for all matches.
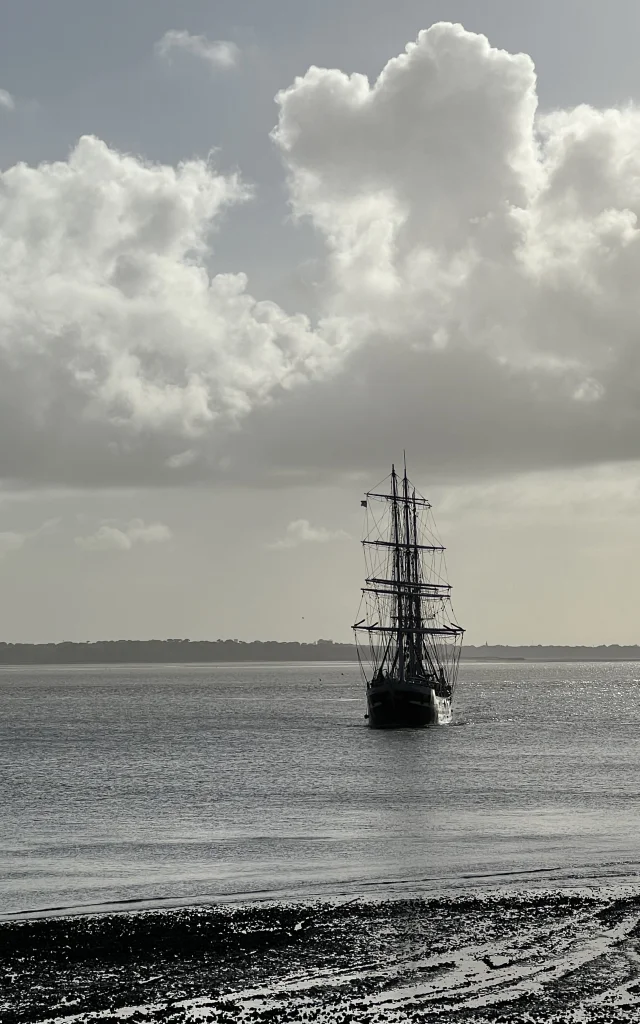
[4,890,640,1022]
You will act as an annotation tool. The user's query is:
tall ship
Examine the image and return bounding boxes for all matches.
[353,460,464,728]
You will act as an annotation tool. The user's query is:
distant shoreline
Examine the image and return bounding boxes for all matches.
[0,639,639,665]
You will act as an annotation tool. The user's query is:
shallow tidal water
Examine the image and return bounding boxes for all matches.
[2,660,640,917]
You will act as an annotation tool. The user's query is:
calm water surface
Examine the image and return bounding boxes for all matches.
[2,661,640,915]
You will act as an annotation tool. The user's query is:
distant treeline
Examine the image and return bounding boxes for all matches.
[0,639,639,665]
[0,639,357,665]
[463,644,640,661]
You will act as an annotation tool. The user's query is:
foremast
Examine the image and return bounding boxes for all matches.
[353,460,464,695]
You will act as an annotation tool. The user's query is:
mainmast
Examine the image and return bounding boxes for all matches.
[391,464,404,681]
[401,453,419,677]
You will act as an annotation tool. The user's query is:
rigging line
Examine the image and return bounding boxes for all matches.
[362,501,389,546]
[366,470,393,497]
[362,486,394,548]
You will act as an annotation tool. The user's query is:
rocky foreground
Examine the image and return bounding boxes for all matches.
[3,890,640,1022]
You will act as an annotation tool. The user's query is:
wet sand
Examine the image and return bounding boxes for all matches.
[3,890,640,1022]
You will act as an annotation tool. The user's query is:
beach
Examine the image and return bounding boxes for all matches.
[4,889,640,1023]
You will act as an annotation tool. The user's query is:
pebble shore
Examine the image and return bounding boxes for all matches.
[3,890,640,1022]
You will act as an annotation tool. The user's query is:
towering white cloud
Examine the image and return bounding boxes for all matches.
[274,24,538,282]
[256,22,640,481]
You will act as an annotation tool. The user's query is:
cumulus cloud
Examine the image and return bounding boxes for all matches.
[75,518,172,551]
[254,22,640,483]
[7,25,640,490]
[268,519,349,549]
[0,135,336,486]
[0,89,15,111]
[155,30,239,69]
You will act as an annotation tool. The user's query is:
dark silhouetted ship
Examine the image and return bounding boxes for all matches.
[353,459,464,728]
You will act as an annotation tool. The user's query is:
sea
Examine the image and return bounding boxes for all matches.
[2,660,640,918]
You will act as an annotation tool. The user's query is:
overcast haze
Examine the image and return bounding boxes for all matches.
[3,2,640,645]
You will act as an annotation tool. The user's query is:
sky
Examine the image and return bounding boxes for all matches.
[3,1,640,645]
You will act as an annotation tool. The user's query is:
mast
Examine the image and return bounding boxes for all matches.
[411,485,425,673]
[402,454,416,676]
[390,464,404,681]
[354,459,464,691]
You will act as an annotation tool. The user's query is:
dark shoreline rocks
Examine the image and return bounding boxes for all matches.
[3,891,640,1022]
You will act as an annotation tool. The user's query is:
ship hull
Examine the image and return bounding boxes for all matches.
[366,683,452,728]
